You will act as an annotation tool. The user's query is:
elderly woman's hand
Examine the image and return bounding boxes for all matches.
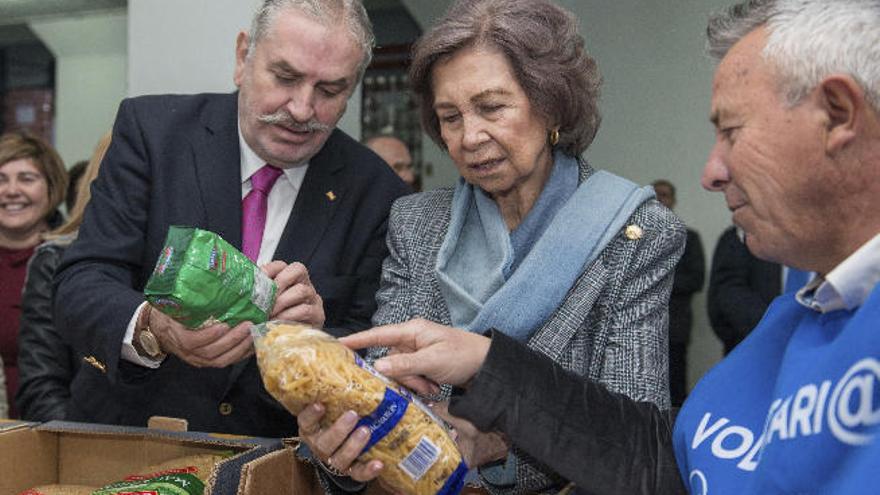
[340,319,491,395]
[297,403,384,482]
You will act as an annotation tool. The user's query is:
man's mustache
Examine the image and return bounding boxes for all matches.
[258,111,331,132]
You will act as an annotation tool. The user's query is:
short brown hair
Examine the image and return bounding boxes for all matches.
[409,0,602,157]
[0,131,67,220]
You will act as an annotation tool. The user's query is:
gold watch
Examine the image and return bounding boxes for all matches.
[133,304,165,359]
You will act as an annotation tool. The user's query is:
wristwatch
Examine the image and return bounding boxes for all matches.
[133,304,166,359]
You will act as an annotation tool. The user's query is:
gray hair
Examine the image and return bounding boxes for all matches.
[409,0,602,157]
[707,0,880,111]
[249,0,374,82]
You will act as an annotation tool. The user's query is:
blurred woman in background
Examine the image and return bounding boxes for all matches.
[0,131,67,418]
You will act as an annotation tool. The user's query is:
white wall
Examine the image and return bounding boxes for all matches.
[127,0,360,137]
[29,12,127,167]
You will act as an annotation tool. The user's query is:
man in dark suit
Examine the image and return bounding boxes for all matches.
[653,180,705,406]
[707,226,781,355]
[53,0,409,437]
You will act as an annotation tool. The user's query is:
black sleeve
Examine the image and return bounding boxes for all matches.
[449,332,686,495]
[16,245,77,421]
[53,98,156,384]
[672,229,706,296]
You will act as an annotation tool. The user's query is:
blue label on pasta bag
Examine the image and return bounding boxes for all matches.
[352,354,449,433]
[437,461,469,495]
[356,387,409,453]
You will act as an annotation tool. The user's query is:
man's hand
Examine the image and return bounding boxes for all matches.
[339,318,491,395]
[149,309,254,368]
[263,261,325,328]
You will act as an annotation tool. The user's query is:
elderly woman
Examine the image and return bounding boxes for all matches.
[298,0,684,493]
[0,132,66,418]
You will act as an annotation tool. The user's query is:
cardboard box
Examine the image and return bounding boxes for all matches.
[242,442,486,495]
[239,444,389,495]
[0,420,285,495]
[241,444,471,495]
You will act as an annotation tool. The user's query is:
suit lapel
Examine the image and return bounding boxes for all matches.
[191,93,243,248]
[187,94,246,396]
[273,130,345,264]
[526,160,599,363]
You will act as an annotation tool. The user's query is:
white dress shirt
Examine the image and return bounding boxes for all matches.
[121,126,309,367]
[796,232,880,313]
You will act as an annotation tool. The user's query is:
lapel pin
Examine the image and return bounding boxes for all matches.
[625,224,644,240]
[326,191,336,201]
[83,355,107,373]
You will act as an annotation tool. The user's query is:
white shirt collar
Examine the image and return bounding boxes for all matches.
[796,232,880,313]
[237,126,308,189]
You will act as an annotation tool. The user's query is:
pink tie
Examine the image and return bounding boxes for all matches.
[242,164,283,262]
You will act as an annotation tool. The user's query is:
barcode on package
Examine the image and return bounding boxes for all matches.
[398,436,441,481]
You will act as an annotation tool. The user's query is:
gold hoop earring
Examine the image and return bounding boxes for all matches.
[549,129,560,146]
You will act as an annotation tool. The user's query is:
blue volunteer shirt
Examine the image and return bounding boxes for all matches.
[673,286,880,493]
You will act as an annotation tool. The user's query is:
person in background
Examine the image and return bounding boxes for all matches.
[364,134,416,189]
[0,354,7,418]
[320,0,880,493]
[297,0,685,492]
[64,160,88,214]
[707,225,780,354]
[53,0,409,438]
[652,179,705,406]
[16,132,111,422]
[0,131,67,418]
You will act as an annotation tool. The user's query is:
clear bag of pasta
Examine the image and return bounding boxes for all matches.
[252,321,468,495]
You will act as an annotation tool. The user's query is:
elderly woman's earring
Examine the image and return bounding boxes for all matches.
[549,128,560,146]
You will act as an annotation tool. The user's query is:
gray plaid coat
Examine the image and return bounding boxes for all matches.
[371,161,686,494]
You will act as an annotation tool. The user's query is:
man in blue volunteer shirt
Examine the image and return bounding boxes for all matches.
[674,0,880,492]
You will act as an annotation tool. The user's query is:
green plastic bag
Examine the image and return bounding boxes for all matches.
[91,472,204,495]
[144,226,277,329]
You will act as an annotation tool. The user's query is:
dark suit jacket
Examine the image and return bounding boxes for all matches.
[707,226,781,354]
[669,228,705,345]
[54,92,410,437]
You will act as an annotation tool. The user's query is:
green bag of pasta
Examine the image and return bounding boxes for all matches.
[91,472,205,495]
[144,226,277,329]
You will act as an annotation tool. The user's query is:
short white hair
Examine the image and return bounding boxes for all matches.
[248,0,374,82]
[707,0,880,112]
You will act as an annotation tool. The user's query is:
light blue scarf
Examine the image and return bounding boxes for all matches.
[435,152,655,342]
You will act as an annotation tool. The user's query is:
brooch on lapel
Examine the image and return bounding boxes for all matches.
[326,191,337,201]
[624,224,644,240]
